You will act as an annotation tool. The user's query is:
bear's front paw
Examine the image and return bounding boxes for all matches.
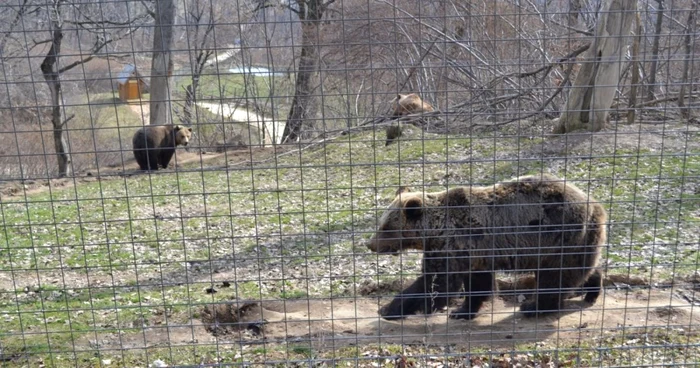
[379,306,406,321]
[519,301,539,318]
[520,301,558,318]
[449,307,478,320]
[583,290,601,304]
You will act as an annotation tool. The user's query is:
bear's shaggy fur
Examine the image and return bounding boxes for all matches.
[132,124,192,171]
[385,125,403,146]
[367,174,607,320]
[392,93,434,117]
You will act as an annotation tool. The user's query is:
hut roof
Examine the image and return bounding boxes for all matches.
[116,64,148,87]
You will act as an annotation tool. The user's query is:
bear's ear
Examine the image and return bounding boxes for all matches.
[187,127,193,132]
[445,187,468,206]
[395,186,412,196]
[403,197,423,220]
[174,125,182,131]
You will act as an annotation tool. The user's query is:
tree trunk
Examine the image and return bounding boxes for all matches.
[149,0,177,125]
[646,0,664,101]
[553,0,637,134]
[281,21,319,143]
[569,0,582,26]
[679,1,696,119]
[40,2,71,178]
[183,84,196,125]
[628,13,642,125]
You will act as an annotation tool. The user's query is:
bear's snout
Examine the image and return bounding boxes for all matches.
[366,235,400,255]
[365,237,378,251]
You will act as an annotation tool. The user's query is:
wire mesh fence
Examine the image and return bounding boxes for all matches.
[1,0,699,366]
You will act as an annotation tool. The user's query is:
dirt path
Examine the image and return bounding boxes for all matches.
[128,102,150,124]
[81,289,699,351]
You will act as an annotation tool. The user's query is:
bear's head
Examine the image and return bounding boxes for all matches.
[367,186,428,254]
[175,125,193,146]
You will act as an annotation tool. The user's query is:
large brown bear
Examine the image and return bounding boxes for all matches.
[132,124,192,171]
[367,174,606,320]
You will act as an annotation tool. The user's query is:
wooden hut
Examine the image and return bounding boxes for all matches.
[117,64,149,102]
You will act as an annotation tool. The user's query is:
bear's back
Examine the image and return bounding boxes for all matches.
[462,176,595,249]
[476,176,591,223]
[133,125,173,148]
[449,176,601,270]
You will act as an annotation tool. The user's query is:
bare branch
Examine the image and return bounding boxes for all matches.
[65,10,151,27]
[0,0,35,56]
[62,113,75,128]
[474,80,568,129]
[253,0,297,14]
[32,38,54,46]
[57,26,141,74]
[548,17,594,36]
[140,0,156,18]
[509,43,590,79]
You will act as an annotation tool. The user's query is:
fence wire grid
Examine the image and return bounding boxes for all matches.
[1,0,699,366]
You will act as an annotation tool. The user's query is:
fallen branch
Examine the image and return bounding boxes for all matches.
[613,92,699,109]
[471,58,578,129]
[636,95,680,107]
[451,44,590,112]
[341,110,444,136]
[548,18,595,36]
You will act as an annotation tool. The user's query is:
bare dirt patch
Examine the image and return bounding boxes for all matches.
[128,103,150,124]
[80,289,699,352]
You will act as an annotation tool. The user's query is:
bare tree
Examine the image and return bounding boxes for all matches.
[255,0,336,143]
[646,0,665,101]
[36,0,146,177]
[149,0,177,126]
[180,0,217,125]
[569,0,582,27]
[40,1,71,177]
[554,0,637,134]
[627,12,642,125]
[678,1,697,119]
[0,0,32,57]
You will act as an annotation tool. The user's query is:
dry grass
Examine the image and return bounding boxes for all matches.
[0,93,143,179]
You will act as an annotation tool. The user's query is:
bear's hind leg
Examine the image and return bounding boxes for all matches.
[146,149,159,171]
[561,268,603,302]
[521,268,588,317]
[134,152,149,171]
[450,271,493,320]
[159,150,175,169]
[582,269,602,303]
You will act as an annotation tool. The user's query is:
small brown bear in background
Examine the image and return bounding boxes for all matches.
[384,93,433,146]
[391,93,434,117]
[132,124,193,171]
[367,174,606,321]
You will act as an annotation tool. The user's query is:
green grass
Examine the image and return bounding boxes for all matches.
[74,91,145,134]
[173,72,293,110]
[1,123,698,366]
